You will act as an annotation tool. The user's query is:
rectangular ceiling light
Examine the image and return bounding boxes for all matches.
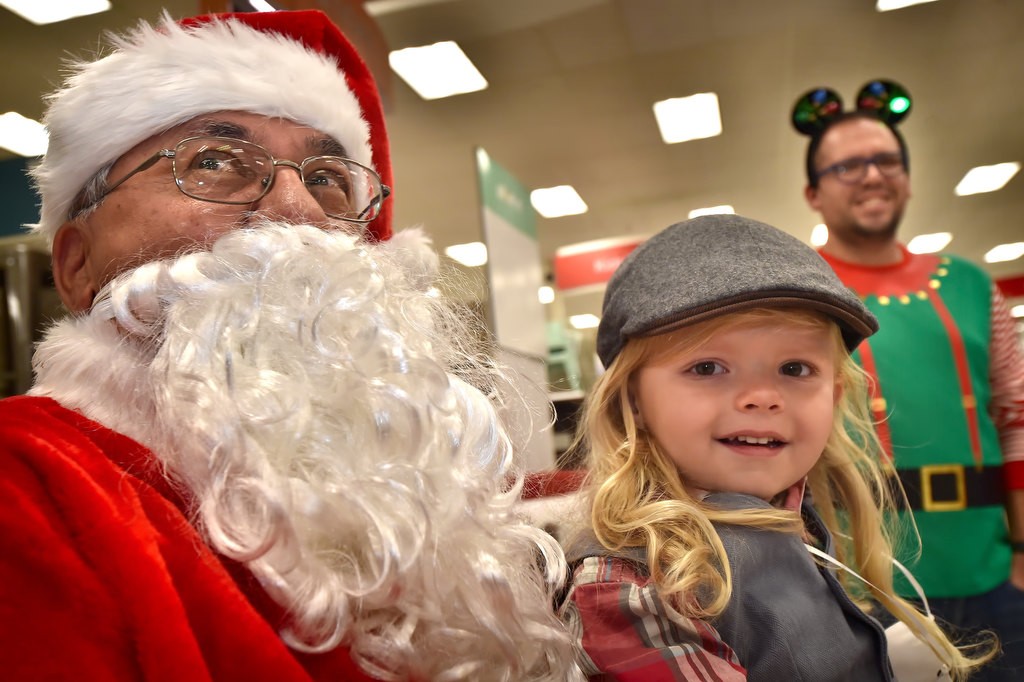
[688,205,734,219]
[0,112,48,156]
[389,41,487,100]
[444,241,488,267]
[653,92,722,144]
[569,314,600,330]
[876,0,940,11]
[954,162,1020,196]
[906,232,952,254]
[810,223,829,247]
[1,0,110,24]
[983,242,1024,264]
[247,0,277,10]
[530,185,588,218]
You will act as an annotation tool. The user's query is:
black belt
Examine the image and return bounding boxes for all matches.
[889,465,1004,512]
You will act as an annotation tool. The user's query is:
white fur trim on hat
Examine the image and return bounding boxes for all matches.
[30,13,372,245]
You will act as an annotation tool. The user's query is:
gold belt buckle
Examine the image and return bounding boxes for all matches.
[920,464,967,512]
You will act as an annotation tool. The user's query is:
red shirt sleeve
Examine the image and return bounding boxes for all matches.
[988,286,1024,489]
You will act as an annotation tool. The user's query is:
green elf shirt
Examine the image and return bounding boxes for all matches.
[821,246,1009,598]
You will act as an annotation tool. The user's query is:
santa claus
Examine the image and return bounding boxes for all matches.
[0,10,579,681]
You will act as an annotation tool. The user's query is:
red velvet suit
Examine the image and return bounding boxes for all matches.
[0,395,375,681]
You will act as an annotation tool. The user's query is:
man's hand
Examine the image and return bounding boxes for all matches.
[1006,489,1024,589]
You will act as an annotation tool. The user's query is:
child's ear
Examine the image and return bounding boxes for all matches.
[833,380,844,406]
[628,393,645,429]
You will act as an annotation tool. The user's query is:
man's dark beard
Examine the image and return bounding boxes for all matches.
[840,209,903,247]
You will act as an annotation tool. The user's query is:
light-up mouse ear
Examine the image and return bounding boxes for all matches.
[856,79,912,125]
[791,87,844,136]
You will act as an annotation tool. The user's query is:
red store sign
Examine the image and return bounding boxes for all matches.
[553,237,644,291]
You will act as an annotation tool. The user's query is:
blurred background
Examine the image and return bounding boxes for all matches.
[1,0,1022,461]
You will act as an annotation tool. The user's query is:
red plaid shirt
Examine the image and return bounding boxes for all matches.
[563,556,746,681]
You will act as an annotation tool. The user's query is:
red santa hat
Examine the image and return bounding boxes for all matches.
[31,9,392,242]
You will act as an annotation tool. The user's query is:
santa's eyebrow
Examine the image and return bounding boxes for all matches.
[309,135,347,157]
[189,120,250,140]
[182,120,347,158]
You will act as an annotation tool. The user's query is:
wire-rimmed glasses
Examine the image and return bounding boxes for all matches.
[84,136,390,222]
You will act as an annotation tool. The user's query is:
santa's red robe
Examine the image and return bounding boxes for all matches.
[0,395,376,681]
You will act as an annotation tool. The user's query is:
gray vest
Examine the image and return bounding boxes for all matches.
[567,492,894,681]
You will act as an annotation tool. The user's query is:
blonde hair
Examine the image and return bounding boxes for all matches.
[573,307,993,679]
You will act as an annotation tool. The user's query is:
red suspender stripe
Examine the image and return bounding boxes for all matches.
[857,339,894,463]
[927,288,983,469]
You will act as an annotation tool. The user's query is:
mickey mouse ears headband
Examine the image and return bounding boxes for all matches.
[791,79,912,136]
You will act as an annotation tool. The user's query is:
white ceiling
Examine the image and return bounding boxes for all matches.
[2,0,1023,318]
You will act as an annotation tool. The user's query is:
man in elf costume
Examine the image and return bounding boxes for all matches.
[0,11,579,681]
[795,81,1024,681]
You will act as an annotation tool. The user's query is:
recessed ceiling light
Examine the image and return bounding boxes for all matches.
[445,241,488,267]
[530,185,588,218]
[389,41,487,100]
[247,0,277,11]
[0,0,110,25]
[876,0,940,11]
[569,314,600,330]
[984,242,1024,264]
[538,286,555,304]
[1010,305,1024,319]
[688,205,734,219]
[652,92,722,144]
[810,223,829,247]
[0,112,48,157]
[954,162,1020,196]
[906,232,952,254]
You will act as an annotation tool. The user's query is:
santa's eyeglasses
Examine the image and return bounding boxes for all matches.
[79,136,390,222]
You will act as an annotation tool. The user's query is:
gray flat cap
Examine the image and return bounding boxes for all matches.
[596,214,878,367]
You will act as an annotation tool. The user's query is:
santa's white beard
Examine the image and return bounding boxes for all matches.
[31,222,579,681]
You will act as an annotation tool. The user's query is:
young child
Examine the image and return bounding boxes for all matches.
[561,215,992,681]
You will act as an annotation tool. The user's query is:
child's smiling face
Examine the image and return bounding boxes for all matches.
[631,316,840,501]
